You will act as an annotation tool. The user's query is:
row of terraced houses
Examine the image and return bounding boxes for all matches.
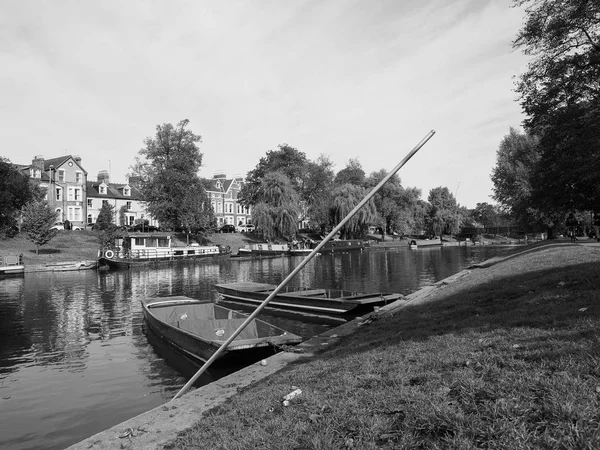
[15,154,254,230]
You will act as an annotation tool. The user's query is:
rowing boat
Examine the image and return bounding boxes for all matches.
[141,296,303,364]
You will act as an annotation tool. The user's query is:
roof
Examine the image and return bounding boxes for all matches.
[15,155,88,175]
[205,177,244,194]
[86,181,143,200]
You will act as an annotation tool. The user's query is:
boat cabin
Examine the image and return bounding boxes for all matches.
[106,233,221,260]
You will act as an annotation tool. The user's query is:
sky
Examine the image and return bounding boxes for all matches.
[1,0,530,208]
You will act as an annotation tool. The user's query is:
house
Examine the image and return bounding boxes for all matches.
[205,174,252,227]
[86,171,157,228]
[17,155,88,228]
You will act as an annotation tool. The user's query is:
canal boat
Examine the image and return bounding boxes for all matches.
[98,232,230,269]
[214,281,403,317]
[0,254,25,276]
[141,296,303,364]
[310,239,370,253]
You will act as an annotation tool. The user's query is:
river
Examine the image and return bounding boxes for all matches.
[0,245,512,449]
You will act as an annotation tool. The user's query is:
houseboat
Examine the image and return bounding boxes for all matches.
[98,232,230,269]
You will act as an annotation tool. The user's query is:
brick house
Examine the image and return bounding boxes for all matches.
[17,155,88,228]
[86,171,157,228]
[205,174,252,227]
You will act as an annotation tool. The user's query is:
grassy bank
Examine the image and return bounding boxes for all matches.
[165,244,600,449]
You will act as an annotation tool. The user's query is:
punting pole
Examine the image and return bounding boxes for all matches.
[171,129,436,400]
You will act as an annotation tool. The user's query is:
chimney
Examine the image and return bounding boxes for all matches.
[49,165,55,183]
[97,170,110,184]
[32,155,45,172]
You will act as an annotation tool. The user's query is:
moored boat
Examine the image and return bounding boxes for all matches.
[214,281,402,317]
[98,232,230,269]
[141,296,303,364]
[310,239,370,253]
[0,254,24,276]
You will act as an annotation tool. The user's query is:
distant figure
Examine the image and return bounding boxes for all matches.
[593,212,600,243]
[565,213,578,243]
[64,219,71,231]
[122,238,130,258]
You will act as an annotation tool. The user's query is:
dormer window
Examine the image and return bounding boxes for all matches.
[99,183,107,195]
[123,186,131,196]
[216,181,222,189]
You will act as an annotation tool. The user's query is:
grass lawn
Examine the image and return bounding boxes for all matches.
[165,244,600,450]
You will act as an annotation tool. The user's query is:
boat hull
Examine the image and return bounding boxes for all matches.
[99,252,230,270]
[141,296,302,364]
[215,282,402,317]
[311,240,369,253]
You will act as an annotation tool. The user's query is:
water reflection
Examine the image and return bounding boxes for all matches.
[0,245,511,450]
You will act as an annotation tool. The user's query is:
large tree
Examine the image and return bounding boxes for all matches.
[0,157,42,236]
[334,158,365,186]
[239,144,309,206]
[179,181,215,242]
[21,200,58,254]
[131,119,209,230]
[330,184,377,239]
[250,172,302,241]
[303,155,335,232]
[426,187,460,238]
[513,0,600,210]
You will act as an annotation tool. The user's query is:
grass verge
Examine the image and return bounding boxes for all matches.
[165,245,600,450]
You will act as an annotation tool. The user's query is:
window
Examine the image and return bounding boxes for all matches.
[56,187,63,201]
[87,199,93,208]
[68,187,81,201]
[128,216,135,225]
[68,206,82,221]
[157,238,169,247]
[102,200,109,206]
[134,238,144,246]
[126,201,132,210]
[123,187,130,196]
[55,208,63,222]
[87,214,93,224]
[99,184,107,195]
[76,172,82,183]
[58,170,65,182]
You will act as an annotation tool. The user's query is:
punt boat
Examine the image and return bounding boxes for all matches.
[141,296,303,364]
[214,282,403,317]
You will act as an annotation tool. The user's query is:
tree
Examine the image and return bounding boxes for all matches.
[96,203,116,230]
[426,187,460,239]
[0,157,42,236]
[131,119,210,230]
[365,170,408,237]
[21,200,58,254]
[239,144,309,206]
[95,203,119,250]
[250,172,302,241]
[330,184,377,239]
[513,0,600,210]
[334,158,365,186]
[179,182,215,243]
[490,127,561,232]
[304,155,335,232]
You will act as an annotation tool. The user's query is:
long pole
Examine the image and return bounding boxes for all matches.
[171,130,436,400]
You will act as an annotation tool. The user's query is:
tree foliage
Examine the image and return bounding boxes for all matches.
[334,158,365,186]
[330,184,377,239]
[21,200,58,254]
[0,157,42,236]
[513,0,600,210]
[96,203,116,230]
[304,155,335,232]
[426,187,460,236]
[239,144,309,206]
[131,119,210,230]
[180,181,215,239]
[250,172,301,241]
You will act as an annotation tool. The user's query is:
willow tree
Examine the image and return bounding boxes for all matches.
[250,172,301,241]
[331,184,377,239]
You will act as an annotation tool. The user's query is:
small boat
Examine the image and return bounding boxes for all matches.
[236,243,290,257]
[98,232,230,269]
[141,296,303,364]
[215,282,402,317]
[409,240,418,249]
[0,254,25,276]
[43,260,98,271]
